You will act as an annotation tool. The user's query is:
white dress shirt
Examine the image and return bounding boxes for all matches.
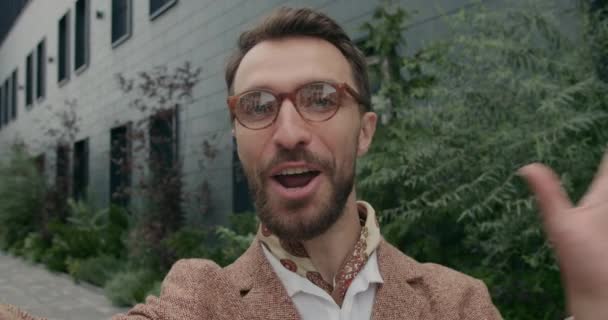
[262,245,384,320]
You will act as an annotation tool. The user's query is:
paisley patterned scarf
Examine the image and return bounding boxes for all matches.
[257,201,381,306]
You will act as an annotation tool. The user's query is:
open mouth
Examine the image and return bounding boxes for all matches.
[272,168,321,189]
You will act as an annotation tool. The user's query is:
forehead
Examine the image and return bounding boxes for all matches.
[232,36,354,94]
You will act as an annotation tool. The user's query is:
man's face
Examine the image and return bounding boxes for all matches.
[232,36,376,241]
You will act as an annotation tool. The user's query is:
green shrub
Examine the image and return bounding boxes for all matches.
[125,222,166,273]
[163,227,209,260]
[67,255,125,287]
[0,144,46,251]
[65,200,130,257]
[210,225,255,267]
[38,201,130,275]
[104,269,162,307]
[228,211,258,236]
[41,240,69,273]
[144,280,162,298]
[163,212,257,267]
[358,2,608,319]
[21,232,50,263]
[47,219,103,260]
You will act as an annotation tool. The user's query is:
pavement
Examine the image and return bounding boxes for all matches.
[0,252,128,320]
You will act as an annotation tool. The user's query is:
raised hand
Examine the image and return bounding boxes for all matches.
[519,149,608,320]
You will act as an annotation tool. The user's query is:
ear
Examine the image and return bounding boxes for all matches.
[357,112,377,157]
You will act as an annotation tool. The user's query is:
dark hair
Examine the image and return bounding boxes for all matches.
[224,7,371,111]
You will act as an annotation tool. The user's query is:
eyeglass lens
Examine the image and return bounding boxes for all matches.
[236,82,340,129]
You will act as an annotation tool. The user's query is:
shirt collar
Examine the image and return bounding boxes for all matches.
[262,243,384,299]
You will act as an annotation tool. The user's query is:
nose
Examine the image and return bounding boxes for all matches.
[271,98,312,150]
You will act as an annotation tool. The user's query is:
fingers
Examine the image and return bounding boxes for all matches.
[518,163,573,230]
[579,147,608,208]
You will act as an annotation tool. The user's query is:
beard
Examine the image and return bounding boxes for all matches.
[244,147,355,241]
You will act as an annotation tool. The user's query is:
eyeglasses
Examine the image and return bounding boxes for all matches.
[227,81,364,130]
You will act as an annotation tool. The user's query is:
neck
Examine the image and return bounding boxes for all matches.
[302,191,361,284]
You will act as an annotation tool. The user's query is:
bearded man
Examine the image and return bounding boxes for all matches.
[4,6,606,320]
[110,7,608,320]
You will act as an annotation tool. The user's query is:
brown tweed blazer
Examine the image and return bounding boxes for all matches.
[112,239,502,320]
[0,304,45,320]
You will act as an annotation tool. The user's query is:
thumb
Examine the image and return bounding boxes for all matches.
[518,163,573,231]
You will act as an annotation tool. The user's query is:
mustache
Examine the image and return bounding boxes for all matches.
[260,148,333,177]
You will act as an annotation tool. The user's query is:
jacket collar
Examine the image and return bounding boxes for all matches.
[224,238,428,320]
[371,240,429,320]
[224,239,300,320]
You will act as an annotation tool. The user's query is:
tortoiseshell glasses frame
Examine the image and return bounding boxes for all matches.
[227,81,365,130]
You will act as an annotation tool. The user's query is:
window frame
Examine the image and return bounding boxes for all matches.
[0,83,4,128]
[36,39,46,101]
[149,107,179,178]
[149,0,177,21]
[111,0,133,48]
[56,144,71,196]
[58,11,71,85]
[34,153,46,176]
[11,69,17,121]
[4,79,10,126]
[26,51,34,108]
[110,123,132,207]
[74,0,90,74]
[72,138,89,201]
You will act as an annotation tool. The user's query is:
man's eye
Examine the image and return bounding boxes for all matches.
[239,92,275,117]
[251,104,271,113]
[299,84,338,112]
[306,94,337,111]
[311,97,333,108]
[245,102,274,115]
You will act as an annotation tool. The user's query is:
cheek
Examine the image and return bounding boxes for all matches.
[236,131,271,174]
[319,125,359,170]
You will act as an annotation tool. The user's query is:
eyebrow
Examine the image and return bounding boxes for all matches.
[238,78,342,94]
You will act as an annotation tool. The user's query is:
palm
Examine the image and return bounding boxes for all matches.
[519,150,608,318]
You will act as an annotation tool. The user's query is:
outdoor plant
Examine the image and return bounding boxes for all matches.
[67,254,124,287]
[358,2,608,319]
[41,200,130,273]
[0,143,47,251]
[115,62,206,272]
[104,268,161,307]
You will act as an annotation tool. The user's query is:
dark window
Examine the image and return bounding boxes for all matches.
[26,52,33,107]
[3,79,9,126]
[0,84,4,128]
[34,154,46,175]
[72,139,89,201]
[58,12,70,83]
[56,145,70,196]
[75,0,89,71]
[36,39,46,99]
[112,0,132,46]
[110,124,132,206]
[149,0,177,20]
[149,108,181,229]
[149,108,178,177]
[232,137,253,213]
[11,69,17,121]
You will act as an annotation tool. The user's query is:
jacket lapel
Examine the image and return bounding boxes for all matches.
[372,241,430,320]
[224,239,301,320]
[224,239,431,320]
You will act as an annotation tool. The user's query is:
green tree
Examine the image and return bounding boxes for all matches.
[358,2,608,319]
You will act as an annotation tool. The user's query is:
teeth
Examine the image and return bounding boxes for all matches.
[278,167,312,176]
